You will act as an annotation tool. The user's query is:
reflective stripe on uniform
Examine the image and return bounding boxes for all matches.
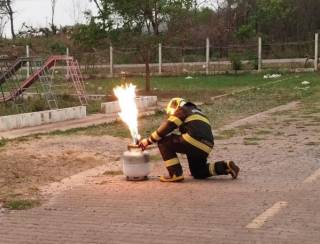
[164,158,180,167]
[182,133,212,154]
[151,131,161,141]
[185,114,210,125]
[208,163,217,176]
[168,116,183,126]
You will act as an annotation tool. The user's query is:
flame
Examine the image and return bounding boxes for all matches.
[113,83,140,144]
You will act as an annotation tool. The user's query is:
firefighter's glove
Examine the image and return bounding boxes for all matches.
[139,138,151,151]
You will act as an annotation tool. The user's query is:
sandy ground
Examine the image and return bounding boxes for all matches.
[0,135,130,202]
[0,100,319,205]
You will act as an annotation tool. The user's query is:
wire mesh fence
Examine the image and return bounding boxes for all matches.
[0,35,319,77]
[262,41,315,59]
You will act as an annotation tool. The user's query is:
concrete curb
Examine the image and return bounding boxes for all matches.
[101,96,157,114]
[0,106,86,132]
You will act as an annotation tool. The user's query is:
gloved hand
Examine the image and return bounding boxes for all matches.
[138,138,151,151]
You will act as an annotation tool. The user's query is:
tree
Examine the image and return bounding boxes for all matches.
[51,0,57,34]
[0,1,8,38]
[0,15,8,38]
[1,0,15,39]
[232,0,320,41]
[87,0,194,91]
[71,0,87,24]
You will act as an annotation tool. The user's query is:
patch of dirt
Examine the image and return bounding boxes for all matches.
[217,101,300,132]
[0,135,129,201]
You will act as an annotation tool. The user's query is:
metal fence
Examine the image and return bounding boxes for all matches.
[0,33,319,77]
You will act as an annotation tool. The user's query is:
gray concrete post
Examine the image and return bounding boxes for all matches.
[315,33,319,71]
[258,37,262,72]
[66,47,70,77]
[206,38,210,75]
[110,45,114,77]
[158,43,162,75]
[26,45,30,77]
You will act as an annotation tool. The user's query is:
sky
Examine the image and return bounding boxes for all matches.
[3,0,98,38]
[2,0,216,38]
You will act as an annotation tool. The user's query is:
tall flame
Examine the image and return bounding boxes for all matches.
[113,83,140,144]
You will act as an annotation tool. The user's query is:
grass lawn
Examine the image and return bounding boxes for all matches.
[48,72,319,139]
[85,73,289,99]
[0,72,291,116]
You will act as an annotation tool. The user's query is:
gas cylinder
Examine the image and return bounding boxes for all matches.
[122,145,151,181]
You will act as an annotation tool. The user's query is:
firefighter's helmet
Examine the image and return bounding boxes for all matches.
[166,98,186,115]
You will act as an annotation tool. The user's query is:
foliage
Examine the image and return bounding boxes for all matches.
[72,21,108,49]
[230,54,242,72]
[232,0,320,41]
[4,199,40,210]
[0,0,15,38]
[76,0,194,91]
[2,0,320,46]
[0,137,7,148]
[29,98,48,112]
[236,24,256,40]
[49,42,66,54]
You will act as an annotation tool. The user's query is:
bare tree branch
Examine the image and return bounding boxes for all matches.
[4,0,15,38]
[91,0,103,16]
[51,0,57,34]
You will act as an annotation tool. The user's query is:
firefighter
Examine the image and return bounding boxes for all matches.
[139,97,240,182]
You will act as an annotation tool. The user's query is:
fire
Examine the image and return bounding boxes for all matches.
[113,83,140,144]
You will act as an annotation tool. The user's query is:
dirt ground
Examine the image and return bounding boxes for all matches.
[0,135,130,202]
[0,100,319,206]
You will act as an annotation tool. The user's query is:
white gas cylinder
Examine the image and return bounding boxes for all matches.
[122,149,151,180]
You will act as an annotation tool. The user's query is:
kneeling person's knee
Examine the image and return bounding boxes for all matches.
[193,173,208,179]
[192,167,210,179]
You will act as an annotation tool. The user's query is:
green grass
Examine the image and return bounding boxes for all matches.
[244,137,265,141]
[215,129,238,140]
[86,73,272,95]
[82,72,301,104]
[243,137,265,145]
[48,122,130,137]
[3,199,40,210]
[2,72,320,141]
[243,141,259,145]
[29,72,319,140]
[103,170,123,176]
[0,96,102,116]
[206,73,319,126]
[0,72,314,116]
[0,137,7,148]
[255,129,273,135]
[312,117,320,122]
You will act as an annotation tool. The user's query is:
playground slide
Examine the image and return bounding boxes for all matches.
[0,55,72,102]
[0,58,27,85]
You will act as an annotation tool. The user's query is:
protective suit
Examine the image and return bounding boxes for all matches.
[140,98,239,182]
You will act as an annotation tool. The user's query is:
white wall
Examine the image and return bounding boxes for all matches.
[0,106,86,131]
[101,96,157,114]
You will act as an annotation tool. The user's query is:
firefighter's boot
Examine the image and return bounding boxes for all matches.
[226,160,240,179]
[160,157,184,182]
[159,174,184,182]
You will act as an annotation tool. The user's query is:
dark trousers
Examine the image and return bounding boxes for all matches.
[158,134,212,179]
